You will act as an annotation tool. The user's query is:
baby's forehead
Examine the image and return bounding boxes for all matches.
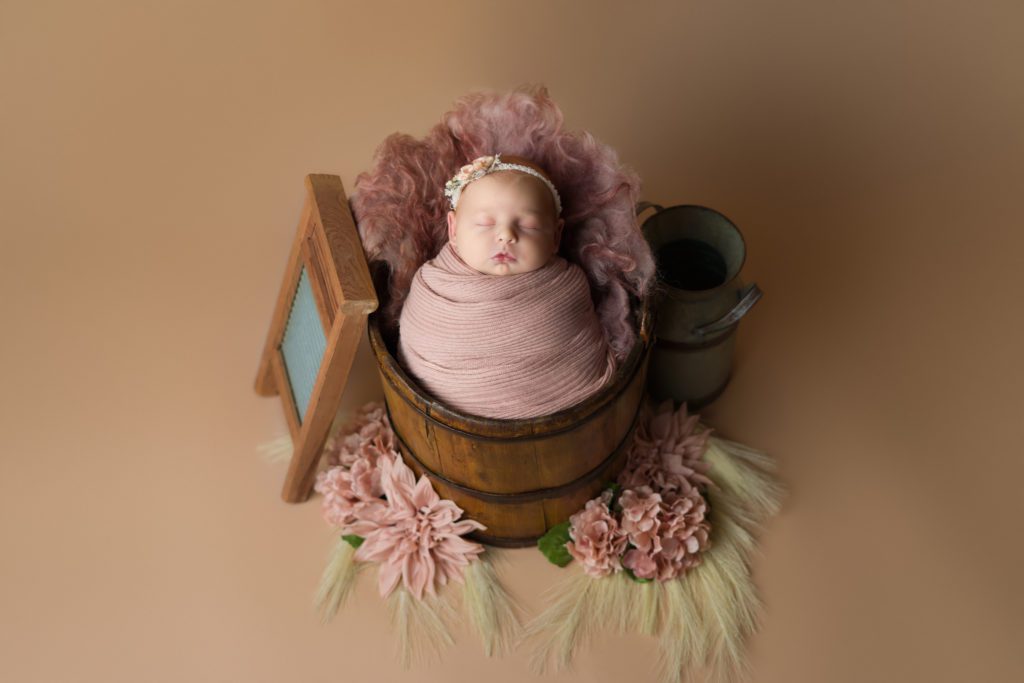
[459,172,557,215]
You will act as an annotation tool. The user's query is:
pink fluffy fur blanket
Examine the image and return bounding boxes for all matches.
[397,242,616,419]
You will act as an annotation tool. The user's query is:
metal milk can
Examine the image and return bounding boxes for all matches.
[639,204,762,408]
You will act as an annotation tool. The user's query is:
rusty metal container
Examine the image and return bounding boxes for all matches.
[640,204,762,408]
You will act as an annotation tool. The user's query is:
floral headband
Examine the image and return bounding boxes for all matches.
[444,153,563,216]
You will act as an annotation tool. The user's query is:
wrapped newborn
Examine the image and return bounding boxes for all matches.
[397,154,616,419]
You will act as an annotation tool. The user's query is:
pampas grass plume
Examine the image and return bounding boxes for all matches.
[387,586,454,668]
[313,536,363,623]
[524,572,597,674]
[257,432,293,464]
[463,551,521,656]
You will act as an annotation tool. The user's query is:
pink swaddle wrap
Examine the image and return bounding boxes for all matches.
[397,242,617,420]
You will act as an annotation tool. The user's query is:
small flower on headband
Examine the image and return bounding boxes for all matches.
[444,154,500,205]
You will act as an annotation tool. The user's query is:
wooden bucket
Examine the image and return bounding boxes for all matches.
[368,301,653,547]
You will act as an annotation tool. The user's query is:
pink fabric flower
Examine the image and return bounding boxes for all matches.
[653,487,711,580]
[622,548,659,580]
[619,401,713,495]
[566,490,628,578]
[322,402,395,468]
[618,486,711,581]
[348,454,382,500]
[619,486,662,553]
[618,446,669,493]
[353,455,485,600]
[315,404,394,533]
[314,459,387,532]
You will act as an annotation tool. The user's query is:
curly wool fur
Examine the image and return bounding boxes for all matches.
[350,85,655,360]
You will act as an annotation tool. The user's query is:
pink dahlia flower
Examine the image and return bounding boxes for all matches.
[353,455,485,600]
[567,490,628,578]
[619,401,713,495]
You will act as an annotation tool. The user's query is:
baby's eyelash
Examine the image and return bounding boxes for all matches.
[473,221,541,229]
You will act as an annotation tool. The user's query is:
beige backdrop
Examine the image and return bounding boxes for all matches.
[2,1,1022,681]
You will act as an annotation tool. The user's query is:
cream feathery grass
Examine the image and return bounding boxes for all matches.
[525,569,667,675]
[313,536,365,623]
[635,579,663,636]
[524,571,599,674]
[387,585,455,669]
[256,431,293,464]
[687,548,750,682]
[651,505,761,683]
[704,434,784,524]
[657,578,701,683]
[462,550,521,657]
[604,569,636,634]
[687,433,783,683]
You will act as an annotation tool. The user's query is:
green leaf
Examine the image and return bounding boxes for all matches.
[605,482,623,510]
[342,534,364,549]
[537,521,573,567]
[624,567,653,584]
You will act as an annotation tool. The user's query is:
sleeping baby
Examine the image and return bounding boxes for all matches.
[396,154,617,420]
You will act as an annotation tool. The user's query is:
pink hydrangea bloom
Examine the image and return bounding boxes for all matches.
[567,490,628,578]
[619,486,662,553]
[353,455,485,600]
[315,404,395,532]
[619,487,711,581]
[314,456,387,532]
[653,487,711,580]
[315,418,395,526]
[622,548,659,580]
[322,402,395,468]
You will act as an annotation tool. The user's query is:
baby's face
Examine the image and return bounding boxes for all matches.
[447,171,564,276]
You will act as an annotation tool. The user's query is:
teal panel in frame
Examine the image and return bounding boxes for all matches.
[280,266,326,424]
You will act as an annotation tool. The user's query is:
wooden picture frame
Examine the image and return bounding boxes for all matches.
[255,174,377,502]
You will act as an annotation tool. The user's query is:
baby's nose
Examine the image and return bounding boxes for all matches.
[497,225,518,242]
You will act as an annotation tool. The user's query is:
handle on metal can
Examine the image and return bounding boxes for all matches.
[634,200,667,214]
[636,201,664,219]
[692,283,763,337]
